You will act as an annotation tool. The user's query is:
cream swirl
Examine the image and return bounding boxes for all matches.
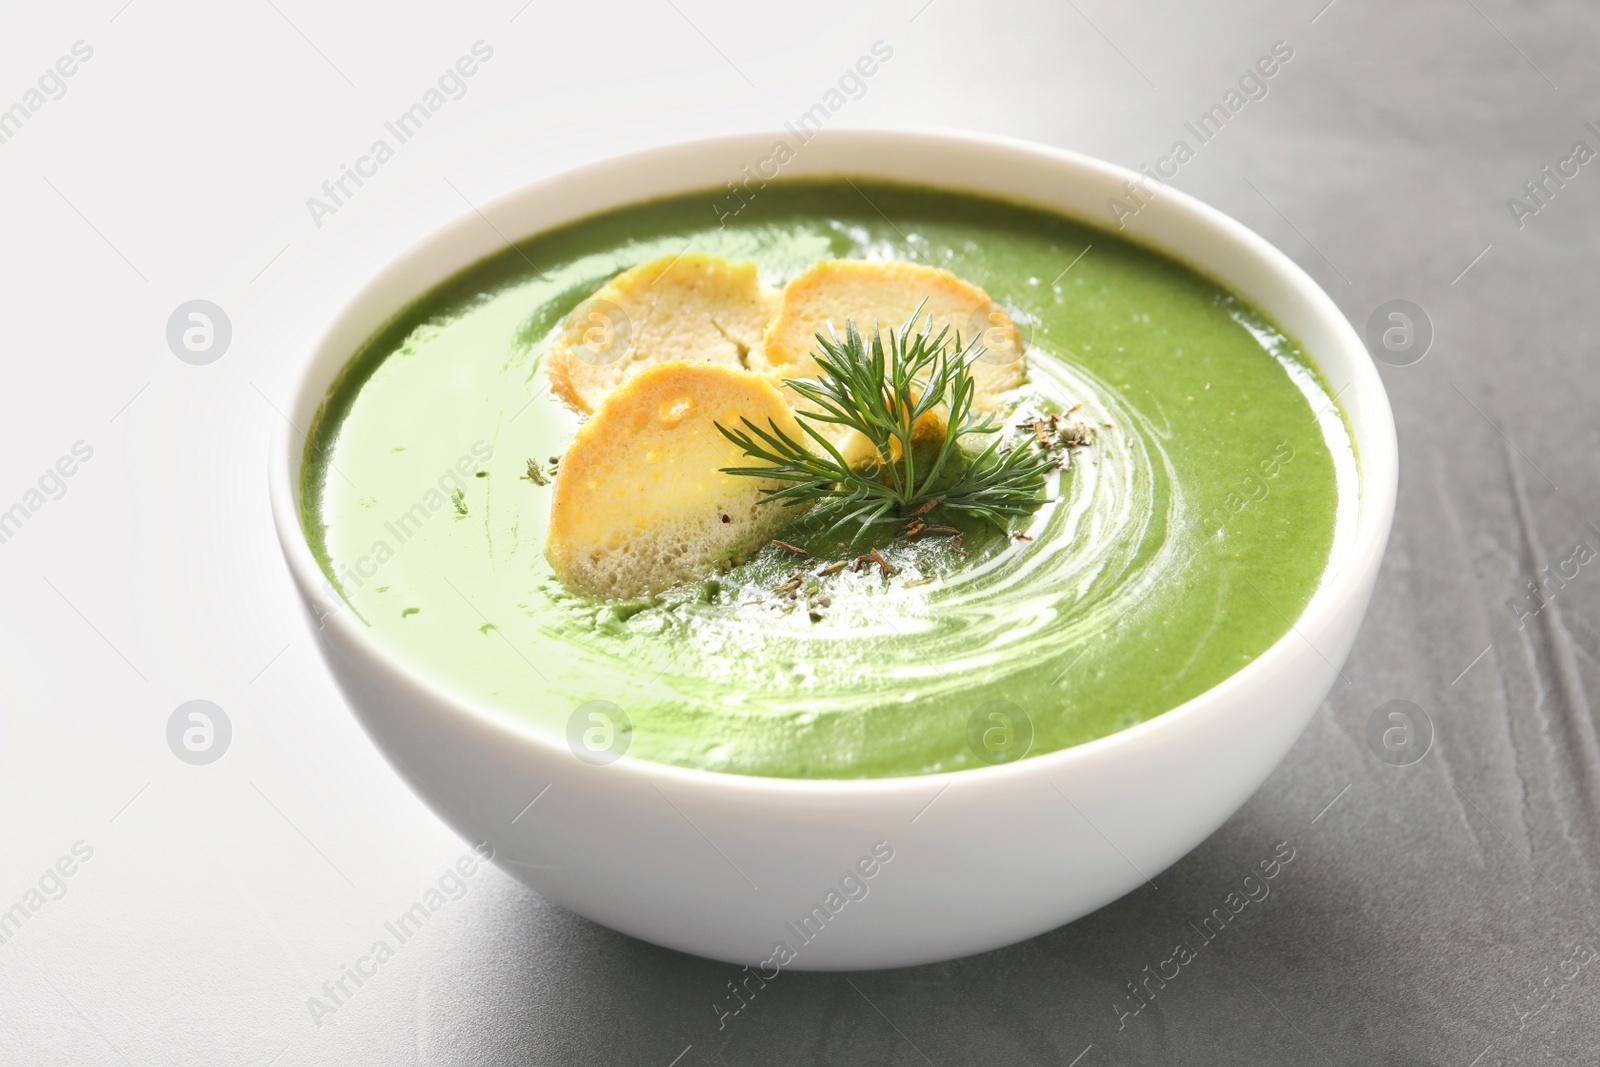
[633,346,1185,720]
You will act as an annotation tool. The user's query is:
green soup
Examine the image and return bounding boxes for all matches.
[303,181,1355,779]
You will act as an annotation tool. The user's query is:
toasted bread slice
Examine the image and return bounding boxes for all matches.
[761,259,1026,413]
[548,253,781,414]
[835,407,948,476]
[547,362,807,599]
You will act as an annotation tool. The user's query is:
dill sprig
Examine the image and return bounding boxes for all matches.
[715,312,1054,541]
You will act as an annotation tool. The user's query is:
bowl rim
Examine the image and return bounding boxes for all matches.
[268,126,1398,798]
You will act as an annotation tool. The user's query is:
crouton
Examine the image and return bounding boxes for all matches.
[546,361,807,599]
[548,253,781,414]
[760,259,1026,412]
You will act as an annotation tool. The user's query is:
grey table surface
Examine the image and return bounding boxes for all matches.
[3,0,1598,1064]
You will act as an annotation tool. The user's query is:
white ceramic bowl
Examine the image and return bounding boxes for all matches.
[270,129,1396,970]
